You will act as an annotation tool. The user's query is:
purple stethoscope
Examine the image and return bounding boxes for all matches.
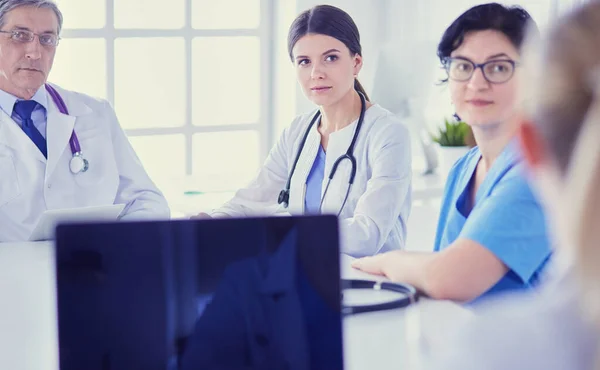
[44,84,88,174]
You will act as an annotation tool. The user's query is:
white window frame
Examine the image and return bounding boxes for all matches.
[59,0,276,176]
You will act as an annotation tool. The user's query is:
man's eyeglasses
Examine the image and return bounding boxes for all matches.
[444,57,519,84]
[0,29,60,47]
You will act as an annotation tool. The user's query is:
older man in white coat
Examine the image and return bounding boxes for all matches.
[0,0,170,242]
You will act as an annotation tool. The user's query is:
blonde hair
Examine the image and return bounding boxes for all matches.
[524,1,600,330]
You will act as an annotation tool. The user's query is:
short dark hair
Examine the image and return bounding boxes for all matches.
[437,3,538,68]
[287,5,369,101]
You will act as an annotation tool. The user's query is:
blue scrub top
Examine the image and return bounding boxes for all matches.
[433,141,552,301]
[305,146,326,214]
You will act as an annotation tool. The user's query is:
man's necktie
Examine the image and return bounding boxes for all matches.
[13,100,47,158]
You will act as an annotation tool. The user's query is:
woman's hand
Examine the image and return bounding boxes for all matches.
[190,212,212,219]
[351,253,394,277]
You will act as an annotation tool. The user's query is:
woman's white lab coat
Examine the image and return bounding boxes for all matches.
[210,104,412,257]
[0,84,170,242]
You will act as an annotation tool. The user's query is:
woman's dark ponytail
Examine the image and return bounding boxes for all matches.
[354,79,370,101]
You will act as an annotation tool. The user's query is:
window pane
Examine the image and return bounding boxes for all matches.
[49,38,107,99]
[55,0,106,29]
[192,131,260,191]
[115,38,185,129]
[192,37,260,126]
[274,0,297,140]
[192,0,260,29]
[114,0,185,29]
[127,134,186,198]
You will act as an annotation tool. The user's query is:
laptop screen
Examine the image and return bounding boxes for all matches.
[55,215,343,370]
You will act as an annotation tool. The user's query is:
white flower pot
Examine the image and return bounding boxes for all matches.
[436,145,471,176]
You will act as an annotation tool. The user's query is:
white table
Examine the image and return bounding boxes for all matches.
[0,242,59,370]
[340,254,473,370]
[0,242,471,370]
[165,171,447,218]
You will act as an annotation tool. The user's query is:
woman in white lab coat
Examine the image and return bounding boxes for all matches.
[196,5,412,258]
[0,1,170,242]
[427,2,600,369]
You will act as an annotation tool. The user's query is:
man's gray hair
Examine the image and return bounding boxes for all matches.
[0,0,63,34]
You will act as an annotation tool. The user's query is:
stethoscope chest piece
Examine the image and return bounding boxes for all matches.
[45,84,90,175]
[70,152,89,174]
[278,189,290,207]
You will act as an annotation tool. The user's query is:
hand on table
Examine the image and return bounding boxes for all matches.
[190,212,212,219]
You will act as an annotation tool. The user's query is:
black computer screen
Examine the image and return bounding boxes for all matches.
[55,215,343,370]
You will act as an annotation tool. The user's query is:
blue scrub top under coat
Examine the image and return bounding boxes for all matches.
[304,146,326,214]
[433,141,552,302]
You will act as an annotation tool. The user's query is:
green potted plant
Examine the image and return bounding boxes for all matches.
[432,119,471,146]
[431,118,475,174]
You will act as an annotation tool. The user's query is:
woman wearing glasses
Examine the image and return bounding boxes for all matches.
[352,3,551,303]
[429,2,600,368]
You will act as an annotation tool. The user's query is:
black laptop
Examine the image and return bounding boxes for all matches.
[55,215,344,370]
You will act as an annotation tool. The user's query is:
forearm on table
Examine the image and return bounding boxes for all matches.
[382,240,508,302]
[380,251,438,295]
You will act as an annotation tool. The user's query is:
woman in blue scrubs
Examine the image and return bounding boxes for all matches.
[353,3,551,303]
[429,2,600,368]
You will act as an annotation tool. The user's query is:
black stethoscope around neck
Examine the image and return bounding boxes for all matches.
[277,91,367,215]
